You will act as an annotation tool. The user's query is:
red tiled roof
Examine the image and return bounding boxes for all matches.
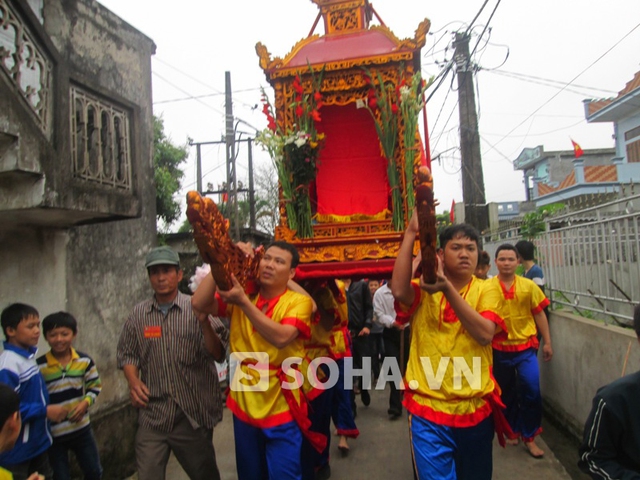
[618,70,640,97]
[584,165,617,183]
[587,99,612,116]
[587,70,640,116]
[537,172,576,196]
[536,165,618,197]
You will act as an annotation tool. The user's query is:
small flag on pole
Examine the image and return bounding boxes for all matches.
[450,199,455,224]
[571,139,584,159]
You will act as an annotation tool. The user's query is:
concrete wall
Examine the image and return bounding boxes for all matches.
[1,1,157,477]
[541,310,640,440]
[0,227,68,341]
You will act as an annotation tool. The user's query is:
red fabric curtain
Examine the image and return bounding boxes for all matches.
[315,104,388,216]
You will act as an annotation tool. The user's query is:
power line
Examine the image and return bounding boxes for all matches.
[154,57,259,110]
[153,71,226,116]
[487,20,640,155]
[464,0,490,36]
[484,69,618,97]
[154,87,261,105]
[155,57,224,95]
[152,72,261,138]
[469,0,502,59]
[481,118,585,138]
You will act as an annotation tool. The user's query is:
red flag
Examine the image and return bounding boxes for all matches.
[571,139,584,159]
[450,199,455,223]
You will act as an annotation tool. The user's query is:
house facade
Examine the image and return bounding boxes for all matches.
[584,70,640,167]
[1,0,156,475]
[513,145,617,207]
[513,71,640,208]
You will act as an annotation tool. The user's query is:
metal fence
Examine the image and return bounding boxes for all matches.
[482,193,640,328]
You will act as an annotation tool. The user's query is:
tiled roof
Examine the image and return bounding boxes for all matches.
[587,99,612,116]
[584,165,617,183]
[536,166,618,197]
[618,70,640,97]
[537,172,576,196]
[587,70,640,116]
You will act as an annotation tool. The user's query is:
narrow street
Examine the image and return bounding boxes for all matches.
[129,386,577,480]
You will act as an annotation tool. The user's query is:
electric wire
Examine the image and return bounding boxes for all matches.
[488,20,640,156]
[485,69,618,97]
[469,0,502,59]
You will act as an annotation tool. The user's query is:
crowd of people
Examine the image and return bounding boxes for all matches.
[0,224,638,479]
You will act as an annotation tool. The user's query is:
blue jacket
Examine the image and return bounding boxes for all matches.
[0,342,52,466]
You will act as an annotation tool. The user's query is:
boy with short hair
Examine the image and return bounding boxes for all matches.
[37,312,103,480]
[0,383,45,480]
[0,303,66,480]
[514,240,545,290]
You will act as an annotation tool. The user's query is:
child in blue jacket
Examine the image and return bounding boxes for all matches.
[0,304,66,480]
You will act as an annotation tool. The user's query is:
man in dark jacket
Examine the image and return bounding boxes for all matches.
[578,304,640,478]
[342,278,373,409]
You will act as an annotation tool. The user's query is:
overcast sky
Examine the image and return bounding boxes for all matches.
[98,0,640,224]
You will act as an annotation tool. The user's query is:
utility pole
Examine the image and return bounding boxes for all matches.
[225,71,240,240]
[454,31,487,232]
[247,139,255,230]
[190,138,257,233]
[195,143,202,193]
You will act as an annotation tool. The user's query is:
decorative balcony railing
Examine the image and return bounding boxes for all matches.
[0,0,52,134]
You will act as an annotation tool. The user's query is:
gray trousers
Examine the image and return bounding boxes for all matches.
[135,409,221,480]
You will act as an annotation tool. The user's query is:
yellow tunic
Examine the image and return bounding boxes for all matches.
[327,280,350,359]
[480,276,549,352]
[301,280,350,398]
[402,278,503,427]
[221,289,313,428]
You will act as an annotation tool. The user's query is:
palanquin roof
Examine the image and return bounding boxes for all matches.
[257,0,429,78]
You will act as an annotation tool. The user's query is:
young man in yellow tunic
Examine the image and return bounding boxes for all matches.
[192,241,321,480]
[479,244,552,458]
[392,214,508,480]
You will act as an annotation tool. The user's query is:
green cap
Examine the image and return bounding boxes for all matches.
[145,246,180,268]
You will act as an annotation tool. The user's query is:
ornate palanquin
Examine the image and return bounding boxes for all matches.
[256,0,430,279]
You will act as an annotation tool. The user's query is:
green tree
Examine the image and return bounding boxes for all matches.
[519,203,564,239]
[153,116,188,227]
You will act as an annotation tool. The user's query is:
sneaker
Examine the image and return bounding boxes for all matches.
[361,389,370,406]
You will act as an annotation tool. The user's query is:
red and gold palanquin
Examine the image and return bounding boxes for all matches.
[257,0,430,278]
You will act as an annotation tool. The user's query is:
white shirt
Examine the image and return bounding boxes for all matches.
[372,284,396,329]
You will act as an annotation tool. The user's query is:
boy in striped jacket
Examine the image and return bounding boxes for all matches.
[37,312,102,480]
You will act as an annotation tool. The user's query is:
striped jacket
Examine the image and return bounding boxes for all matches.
[37,348,101,439]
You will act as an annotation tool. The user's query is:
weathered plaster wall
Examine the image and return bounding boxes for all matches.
[40,0,157,402]
[541,310,640,440]
[2,0,157,475]
[0,226,68,354]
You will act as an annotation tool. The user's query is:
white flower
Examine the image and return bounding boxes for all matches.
[294,135,307,148]
[400,85,411,102]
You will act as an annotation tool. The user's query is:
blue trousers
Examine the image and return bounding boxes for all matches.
[330,358,359,437]
[410,414,493,480]
[493,348,542,440]
[301,366,333,480]
[233,417,302,480]
[49,427,102,480]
